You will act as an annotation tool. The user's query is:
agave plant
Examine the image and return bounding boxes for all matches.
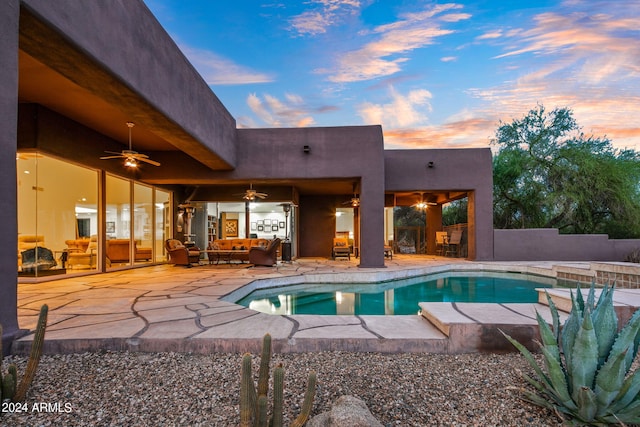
[502,283,640,425]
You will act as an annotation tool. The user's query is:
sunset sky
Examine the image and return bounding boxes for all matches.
[145,0,640,151]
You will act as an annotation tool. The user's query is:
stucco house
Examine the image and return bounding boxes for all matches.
[0,0,496,348]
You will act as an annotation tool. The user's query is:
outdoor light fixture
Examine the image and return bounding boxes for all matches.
[427,161,434,168]
[303,145,311,154]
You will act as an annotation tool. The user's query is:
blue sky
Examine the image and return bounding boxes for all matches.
[145,0,640,150]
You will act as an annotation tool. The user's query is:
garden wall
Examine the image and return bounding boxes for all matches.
[494,228,639,262]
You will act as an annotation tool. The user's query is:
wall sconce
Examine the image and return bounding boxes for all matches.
[303,145,311,154]
[427,161,434,168]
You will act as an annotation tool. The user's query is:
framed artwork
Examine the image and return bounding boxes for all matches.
[257,219,264,225]
[251,222,257,231]
[257,225,264,232]
[264,224,271,232]
[272,225,279,232]
[225,219,238,237]
[106,221,115,233]
[271,219,278,225]
[279,221,285,228]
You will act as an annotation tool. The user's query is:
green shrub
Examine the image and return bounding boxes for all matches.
[502,284,640,425]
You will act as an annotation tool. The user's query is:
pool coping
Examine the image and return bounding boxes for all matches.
[11,259,640,355]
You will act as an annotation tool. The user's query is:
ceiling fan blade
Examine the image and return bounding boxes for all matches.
[131,153,149,159]
[103,150,124,156]
[100,155,124,160]
[137,157,161,166]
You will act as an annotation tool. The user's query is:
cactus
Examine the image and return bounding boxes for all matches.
[502,283,640,425]
[0,304,48,405]
[239,333,317,427]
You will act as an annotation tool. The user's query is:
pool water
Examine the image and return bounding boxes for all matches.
[236,272,555,315]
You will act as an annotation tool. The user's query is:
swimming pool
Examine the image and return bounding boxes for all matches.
[236,271,556,315]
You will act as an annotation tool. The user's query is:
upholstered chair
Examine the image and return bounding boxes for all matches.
[249,238,281,266]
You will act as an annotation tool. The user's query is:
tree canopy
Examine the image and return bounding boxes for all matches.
[492,105,640,238]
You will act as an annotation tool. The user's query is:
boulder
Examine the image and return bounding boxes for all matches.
[307,395,383,427]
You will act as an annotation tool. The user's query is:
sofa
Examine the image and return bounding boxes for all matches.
[165,239,201,266]
[207,238,269,263]
[18,235,45,268]
[107,239,153,263]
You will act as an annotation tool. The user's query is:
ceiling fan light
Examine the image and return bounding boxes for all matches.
[124,158,137,168]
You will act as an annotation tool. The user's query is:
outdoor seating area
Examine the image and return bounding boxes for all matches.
[332,237,351,260]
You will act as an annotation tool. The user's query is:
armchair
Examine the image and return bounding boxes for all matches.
[67,235,98,269]
[249,238,281,267]
[165,239,201,266]
[332,237,350,260]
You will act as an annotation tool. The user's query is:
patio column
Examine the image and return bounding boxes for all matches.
[358,176,385,268]
[0,0,21,354]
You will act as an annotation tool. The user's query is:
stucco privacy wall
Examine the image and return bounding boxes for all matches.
[20,0,237,170]
[0,0,20,354]
[384,148,494,260]
[494,229,640,261]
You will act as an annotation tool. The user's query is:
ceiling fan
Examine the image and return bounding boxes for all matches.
[239,184,268,201]
[100,122,160,167]
[412,192,437,209]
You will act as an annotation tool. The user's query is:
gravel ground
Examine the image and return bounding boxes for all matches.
[1,351,562,426]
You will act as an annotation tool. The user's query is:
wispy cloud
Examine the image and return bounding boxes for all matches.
[290,0,362,36]
[383,115,496,149]
[358,86,433,128]
[180,45,274,85]
[243,92,338,127]
[466,1,640,150]
[325,3,471,82]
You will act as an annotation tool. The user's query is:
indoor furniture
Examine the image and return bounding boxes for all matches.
[249,238,281,266]
[435,231,448,256]
[332,237,351,260]
[208,238,269,263]
[445,230,463,257]
[165,239,201,266]
[67,235,98,269]
[17,234,45,268]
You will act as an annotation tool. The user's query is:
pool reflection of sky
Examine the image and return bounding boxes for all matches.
[237,275,553,316]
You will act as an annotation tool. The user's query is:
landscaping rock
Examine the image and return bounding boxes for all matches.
[307,395,383,427]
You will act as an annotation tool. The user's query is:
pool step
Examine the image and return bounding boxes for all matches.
[539,288,640,327]
[419,302,568,353]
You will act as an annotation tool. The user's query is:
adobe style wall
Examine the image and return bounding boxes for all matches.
[216,126,387,268]
[384,148,494,260]
[494,228,640,261]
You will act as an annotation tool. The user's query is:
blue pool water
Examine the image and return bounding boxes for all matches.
[236,272,555,315]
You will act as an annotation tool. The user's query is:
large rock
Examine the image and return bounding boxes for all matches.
[307,395,383,427]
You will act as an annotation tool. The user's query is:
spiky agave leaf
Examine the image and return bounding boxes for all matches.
[537,311,560,361]
[586,282,596,312]
[539,345,576,411]
[594,348,629,415]
[576,386,597,422]
[571,306,599,401]
[591,284,618,366]
[545,291,561,342]
[608,370,640,415]
[500,330,553,391]
[562,289,583,379]
[576,284,586,312]
[609,309,640,372]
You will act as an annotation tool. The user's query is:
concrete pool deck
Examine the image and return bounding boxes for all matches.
[12,256,640,355]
